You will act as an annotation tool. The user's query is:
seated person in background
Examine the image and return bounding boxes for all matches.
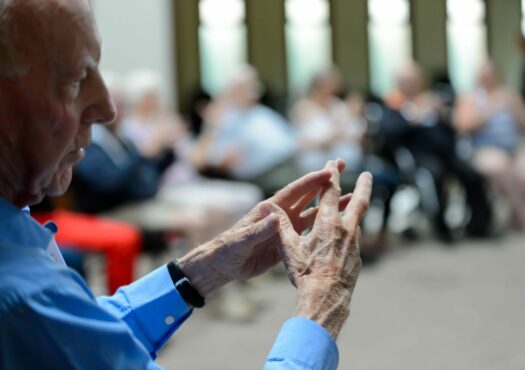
[291,67,366,190]
[0,2,372,369]
[384,62,492,242]
[123,71,263,234]
[119,69,182,165]
[186,88,212,137]
[454,61,525,230]
[73,76,234,247]
[122,70,267,226]
[191,65,298,196]
[343,92,402,256]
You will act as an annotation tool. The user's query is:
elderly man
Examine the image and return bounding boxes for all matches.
[0,1,372,369]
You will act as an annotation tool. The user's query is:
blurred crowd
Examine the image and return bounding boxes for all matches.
[33,60,525,313]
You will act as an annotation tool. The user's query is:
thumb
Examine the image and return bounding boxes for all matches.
[232,213,280,250]
[263,202,297,239]
[264,204,300,255]
[236,201,275,228]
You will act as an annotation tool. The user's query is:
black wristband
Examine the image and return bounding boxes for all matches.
[167,261,205,308]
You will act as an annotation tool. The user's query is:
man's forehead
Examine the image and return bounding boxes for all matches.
[13,0,100,69]
[21,0,92,13]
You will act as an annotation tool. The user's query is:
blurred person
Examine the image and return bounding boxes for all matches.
[384,62,492,242]
[120,69,183,164]
[186,88,212,137]
[191,65,298,196]
[0,3,372,370]
[132,74,264,235]
[344,92,402,256]
[291,68,366,192]
[72,73,228,247]
[454,61,525,230]
[118,70,263,226]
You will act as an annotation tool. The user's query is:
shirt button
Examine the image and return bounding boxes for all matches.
[164,315,175,325]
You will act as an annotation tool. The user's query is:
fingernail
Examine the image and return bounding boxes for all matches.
[363,171,373,180]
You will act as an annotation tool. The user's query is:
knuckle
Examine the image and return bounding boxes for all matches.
[215,234,230,250]
[331,215,343,227]
[355,256,363,271]
[330,186,342,198]
[255,200,272,213]
[357,197,370,213]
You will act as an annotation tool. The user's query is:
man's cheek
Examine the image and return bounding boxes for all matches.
[49,109,80,146]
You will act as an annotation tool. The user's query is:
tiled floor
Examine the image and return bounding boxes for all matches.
[155,234,525,370]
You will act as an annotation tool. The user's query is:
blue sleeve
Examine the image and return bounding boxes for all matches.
[264,317,339,370]
[1,287,161,370]
[0,266,191,370]
[97,265,192,358]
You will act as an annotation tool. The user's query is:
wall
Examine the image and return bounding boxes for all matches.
[92,0,176,108]
[332,0,369,92]
[91,0,524,112]
[487,0,522,89]
[246,0,287,106]
[411,0,448,82]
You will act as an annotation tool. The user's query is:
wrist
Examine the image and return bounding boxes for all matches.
[294,278,353,340]
[177,243,229,298]
[167,261,205,308]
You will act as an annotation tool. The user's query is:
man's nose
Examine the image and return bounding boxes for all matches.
[82,74,117,126]
[96,97,117,126]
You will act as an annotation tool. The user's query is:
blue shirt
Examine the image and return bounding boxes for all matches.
[0,197,338,369]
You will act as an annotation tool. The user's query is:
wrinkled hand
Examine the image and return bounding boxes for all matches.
[277,160,373,339]
[177,164,350,297]
[223,161,352,281]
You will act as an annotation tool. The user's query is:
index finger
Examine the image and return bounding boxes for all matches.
[270,159,347,209]
[314,160,342,227]
[270,169,331,209]
[342,172,373,232]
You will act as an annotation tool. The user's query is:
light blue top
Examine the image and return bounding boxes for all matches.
[0,197,338,369]
[208,104,297,180]
[471,89,520,153]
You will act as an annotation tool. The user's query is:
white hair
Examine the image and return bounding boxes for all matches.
[125,69,163,106]
[224,64,263,99]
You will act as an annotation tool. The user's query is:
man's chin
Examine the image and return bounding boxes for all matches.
[13,191,46,208]
[35,168,73,199]
[12,169,73,208]
[44,168,73,198]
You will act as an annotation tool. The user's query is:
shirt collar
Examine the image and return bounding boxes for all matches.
[0,197,53,250]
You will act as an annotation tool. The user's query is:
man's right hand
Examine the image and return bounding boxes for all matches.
[176,165,348,298]
[276,160,373,339]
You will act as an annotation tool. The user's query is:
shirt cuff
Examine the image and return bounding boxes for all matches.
[265,317,339,370]
[98,265,192,358]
